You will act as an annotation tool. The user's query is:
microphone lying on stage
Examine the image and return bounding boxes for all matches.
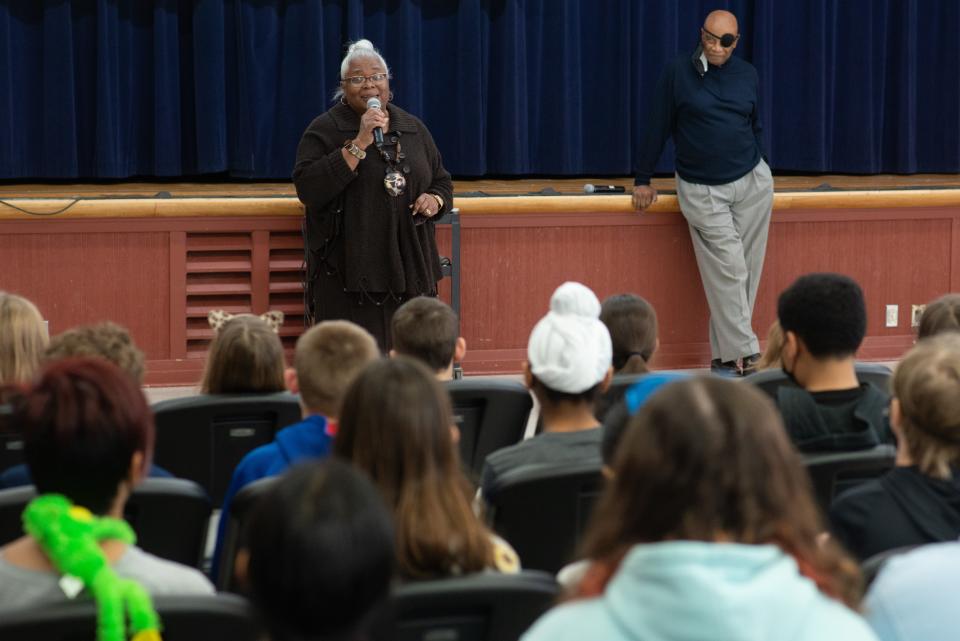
[583,184,626,194]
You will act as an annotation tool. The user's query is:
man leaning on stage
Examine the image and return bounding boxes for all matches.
[632,10,774,377]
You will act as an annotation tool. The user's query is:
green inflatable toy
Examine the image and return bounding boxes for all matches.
[23,494,163,641]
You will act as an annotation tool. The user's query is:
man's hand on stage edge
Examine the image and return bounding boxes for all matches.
[632,185,657,210]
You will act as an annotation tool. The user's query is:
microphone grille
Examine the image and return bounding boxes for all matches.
[583,184,596,194]
[366,97,382,109]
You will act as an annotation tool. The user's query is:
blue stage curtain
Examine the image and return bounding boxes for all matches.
[0,0,957,179]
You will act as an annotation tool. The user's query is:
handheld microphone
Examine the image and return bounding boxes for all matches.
[366,97,384,147]
[583,184,626,194]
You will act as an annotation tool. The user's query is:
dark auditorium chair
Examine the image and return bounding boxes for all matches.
[485,462,605,573]
[743,362,893,401]
[860,545,918,588]
[0,593,258,641]
[594,373,649,422]
[391,570,559,641]
[0,478,212,570]
[0,402,25,472]
[151,393,301,505]
[215,475,276,591]
[445,379,533,478]
[803,444,897,514]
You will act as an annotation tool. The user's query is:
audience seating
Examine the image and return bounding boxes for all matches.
[803,444,897,513]
[485,462,605,573]
[389,570,559,641]
[743,362,893,401]
[0,403,25,473]
[594,372,649,422]
[151,393,301,505]
[860,545,919,587]
[215,475,276,591]
[0,593,258,641]
[0,478,211,569]
[445,379,533,478]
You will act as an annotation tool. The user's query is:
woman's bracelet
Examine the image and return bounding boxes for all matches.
[429,193,444,211]
[342,140,366,160]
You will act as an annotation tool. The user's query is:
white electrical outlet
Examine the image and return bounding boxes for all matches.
[912,304,926,327]
[885,305,899,328]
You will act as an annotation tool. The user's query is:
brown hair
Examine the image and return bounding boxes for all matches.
[892,334,960,479]
[918,294,960,339]
[580,377,862,608]
[0,292,48,385]
[335,357,495,579]
[391,296,459,372]
[45,322,146,384]
[599,294,657,374]
[200,315,285,394]
[755,320,784,370]
[294,321,379,417]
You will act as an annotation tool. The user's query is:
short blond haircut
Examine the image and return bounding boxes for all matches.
[0,292,48,385]
[45,322,146,384]
[295,321,379,417]
[893,333,960,479]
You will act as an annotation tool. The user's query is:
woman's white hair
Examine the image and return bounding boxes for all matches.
[332,39,391,102]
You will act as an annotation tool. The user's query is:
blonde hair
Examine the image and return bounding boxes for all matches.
[756,320,784,370]
[201,315,285,394]
[892,333,960,479]
[294,321,379,417]
[0,292,48,385]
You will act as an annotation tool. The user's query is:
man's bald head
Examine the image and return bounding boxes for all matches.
[704,10,738,34]
[701,10,740,67]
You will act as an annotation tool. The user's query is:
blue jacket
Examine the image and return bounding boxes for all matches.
[524,541,878,641]
[211,414,334,579]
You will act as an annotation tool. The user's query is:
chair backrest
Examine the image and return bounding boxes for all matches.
[743,362,893,401]
[594,373,648,422]
[445,379,533,478]
[391,570,559,641]
[0,478,212,569]
[486,462,605,573]
[151,393,301,505]
[0,403,25,472]
[861,545,919,587]
[803,444,897,513]
[0,593,258,641]
[216,475,278,591]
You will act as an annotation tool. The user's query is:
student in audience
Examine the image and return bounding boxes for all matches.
[755,319,784,370]
[0,322,171,488]
[213,320,379,579]
[0,291,47,386]
[200,314,285,394]
[863,541,960,641]
[242,461,395,641]
[829,334,960,560]
[0,358,212,609]
[523,377,876,641]
[774,272,892,451]
[390,295,466,380]
[481,282,612,496]
[599,293,657,375]
[336,357,519,579]
[44,321,146,383]
[917,293,960,339]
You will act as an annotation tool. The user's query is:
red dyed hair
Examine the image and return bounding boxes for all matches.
[18,357,154,514]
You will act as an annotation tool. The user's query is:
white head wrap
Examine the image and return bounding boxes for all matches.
[527,282,613,394]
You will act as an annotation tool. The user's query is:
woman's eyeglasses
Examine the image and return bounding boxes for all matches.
[343,73,388,86]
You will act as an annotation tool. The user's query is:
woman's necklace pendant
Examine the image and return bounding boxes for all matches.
[384,170,406,196]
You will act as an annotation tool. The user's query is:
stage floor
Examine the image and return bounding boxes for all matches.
[1,174,960,199]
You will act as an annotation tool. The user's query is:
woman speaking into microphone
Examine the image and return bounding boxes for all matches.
[294,39,453,350]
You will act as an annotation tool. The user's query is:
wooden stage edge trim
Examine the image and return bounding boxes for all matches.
[2,189,960,220]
